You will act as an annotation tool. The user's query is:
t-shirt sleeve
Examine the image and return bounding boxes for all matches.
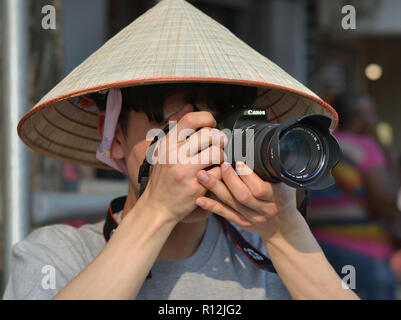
[2,225,88,300]
[358,137,387,173]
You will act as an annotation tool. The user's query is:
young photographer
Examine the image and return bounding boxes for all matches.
[3,0,359,300]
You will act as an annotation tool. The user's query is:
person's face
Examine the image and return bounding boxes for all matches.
[109,88,216,224]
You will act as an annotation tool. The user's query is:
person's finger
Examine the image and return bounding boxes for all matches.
[152,111,217,164]
[196,169,256,220]
[206,166,222,181]
[220,162,259,208]
[189,145,226,170]
[169,111,217,144]
[184,127,227,157]
[167,104,194,122]
[196,196,252,228]
[236,162,273,201]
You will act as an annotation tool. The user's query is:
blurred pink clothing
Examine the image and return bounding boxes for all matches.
[308,131,393,260]
[63,163,80,181]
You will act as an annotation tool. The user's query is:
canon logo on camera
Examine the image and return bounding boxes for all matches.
[247,110,266,116]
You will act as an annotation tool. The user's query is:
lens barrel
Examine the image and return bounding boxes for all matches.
[218,109,341,190]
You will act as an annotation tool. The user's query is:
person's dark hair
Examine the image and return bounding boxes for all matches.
[89,83,258,136]
[332,93,373,130]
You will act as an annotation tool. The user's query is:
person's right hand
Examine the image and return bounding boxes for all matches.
[136,108,227,223]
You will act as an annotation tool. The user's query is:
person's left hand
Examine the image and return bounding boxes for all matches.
[195,161,301,241]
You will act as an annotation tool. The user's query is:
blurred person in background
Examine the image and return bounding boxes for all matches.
[398,154,401,213]
[389,154,401,276]
[63,163,81,191]
[375,121,401,277]
[63,163,95,192]
[308,93,400,299]
[62,164,96,228]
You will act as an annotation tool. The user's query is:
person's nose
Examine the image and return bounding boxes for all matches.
[168,104,194,122]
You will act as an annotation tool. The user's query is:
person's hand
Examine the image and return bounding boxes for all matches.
[137,109,227,223]
[195,161,301,241]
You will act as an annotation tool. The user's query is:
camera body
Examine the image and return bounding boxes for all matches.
[217,108,341,190]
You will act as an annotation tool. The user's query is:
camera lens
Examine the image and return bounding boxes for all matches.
[279,126,324,181]
[218,109,340,190]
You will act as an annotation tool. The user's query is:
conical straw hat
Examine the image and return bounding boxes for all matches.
[18,0,338,170]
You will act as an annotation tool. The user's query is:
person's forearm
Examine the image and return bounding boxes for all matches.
[54,203,177,300]
[263,211,359,300]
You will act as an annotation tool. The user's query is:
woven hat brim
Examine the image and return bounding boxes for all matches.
[18,77,338,170]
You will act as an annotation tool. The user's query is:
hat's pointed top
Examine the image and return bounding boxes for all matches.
[18,0,337,169]
[32,0,324,105]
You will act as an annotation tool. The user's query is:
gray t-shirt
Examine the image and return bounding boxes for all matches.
[2,213,292,300]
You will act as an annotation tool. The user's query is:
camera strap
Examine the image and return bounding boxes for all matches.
[102,125,309,276]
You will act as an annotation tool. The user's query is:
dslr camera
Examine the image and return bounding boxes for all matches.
[217,109,341,190]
